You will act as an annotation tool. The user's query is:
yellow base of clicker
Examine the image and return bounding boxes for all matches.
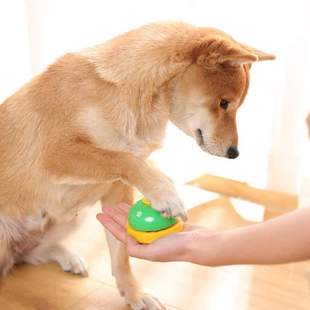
[127,220,184,244]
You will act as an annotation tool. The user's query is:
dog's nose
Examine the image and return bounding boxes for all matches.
[227,146,239,159]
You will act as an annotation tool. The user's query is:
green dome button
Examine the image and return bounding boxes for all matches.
[128,199,177,232]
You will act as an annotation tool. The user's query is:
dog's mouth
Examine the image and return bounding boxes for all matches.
[194,128,223,157]
[195,129,204,146]
[194,128,239,158]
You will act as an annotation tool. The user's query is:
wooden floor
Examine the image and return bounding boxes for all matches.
[0,195,310,310]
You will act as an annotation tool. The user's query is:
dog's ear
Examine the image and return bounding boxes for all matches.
[196,37,275,68]
[241,44,276,61]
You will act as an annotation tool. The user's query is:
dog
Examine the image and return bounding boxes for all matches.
[0,22,274,309]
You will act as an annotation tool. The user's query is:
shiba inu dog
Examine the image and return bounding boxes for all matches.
[0,22,274,309]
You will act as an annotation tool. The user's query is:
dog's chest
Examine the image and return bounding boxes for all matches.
[79,106,166,158]
[45,182,113,220]
[45,106,167,216]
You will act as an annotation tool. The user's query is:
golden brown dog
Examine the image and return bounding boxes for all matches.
[0,22,274,309]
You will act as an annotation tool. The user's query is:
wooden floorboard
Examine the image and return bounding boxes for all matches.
[0,196,309,310]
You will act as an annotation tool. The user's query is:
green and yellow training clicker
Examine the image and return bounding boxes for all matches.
[127,198,184,244]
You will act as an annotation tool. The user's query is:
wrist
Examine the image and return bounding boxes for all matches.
[185,230,225,266]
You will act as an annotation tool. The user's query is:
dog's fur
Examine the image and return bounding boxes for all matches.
[0,22,274,309]
[306,112,310,138]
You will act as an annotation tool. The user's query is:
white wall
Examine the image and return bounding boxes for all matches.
[0,1,31,102]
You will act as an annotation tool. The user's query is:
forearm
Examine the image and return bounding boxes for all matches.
[189,207,310,266]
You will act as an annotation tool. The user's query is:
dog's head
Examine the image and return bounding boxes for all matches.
[170,31,275,158]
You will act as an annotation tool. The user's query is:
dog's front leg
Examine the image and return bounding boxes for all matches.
[101,182,165,310]
[45,141,186,220]
[45,142,177,309]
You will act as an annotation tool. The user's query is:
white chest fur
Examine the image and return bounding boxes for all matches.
[78,106,166,158]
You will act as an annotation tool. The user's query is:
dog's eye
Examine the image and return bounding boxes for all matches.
[219,99,230,110]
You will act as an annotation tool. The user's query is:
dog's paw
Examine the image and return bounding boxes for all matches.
[24,244,89,277]
[116,277,165,310]
[57,251,88,277]
[126,292,166,310]
[147,184,187,221]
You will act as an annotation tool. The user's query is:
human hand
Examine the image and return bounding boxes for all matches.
[96,203,219,264]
